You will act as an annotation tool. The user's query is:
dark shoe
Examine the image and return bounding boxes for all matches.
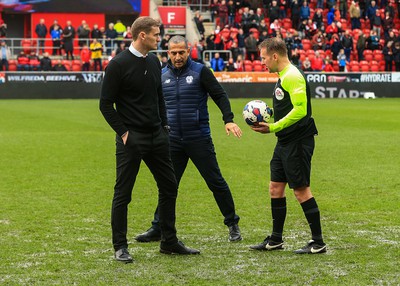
[114,248,133,263]
[250,236,284,251]
[294,240,327,254]
[160,241,200,255]
[228,224,242,242]
[135,227,161,242]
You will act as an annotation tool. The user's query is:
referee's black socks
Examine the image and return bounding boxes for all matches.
[270,197,287,242]
[301,197,324,244]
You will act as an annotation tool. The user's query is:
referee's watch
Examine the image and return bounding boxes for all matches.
[163,125,171,133]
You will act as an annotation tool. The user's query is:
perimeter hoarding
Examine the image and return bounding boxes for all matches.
[1,72,400,99]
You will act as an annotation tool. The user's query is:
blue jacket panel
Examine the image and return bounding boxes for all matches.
[162,58,211,140]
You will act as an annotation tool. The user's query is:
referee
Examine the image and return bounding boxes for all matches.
[249,37,326,254]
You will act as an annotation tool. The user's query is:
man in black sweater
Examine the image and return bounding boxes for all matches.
[99,17,200,263]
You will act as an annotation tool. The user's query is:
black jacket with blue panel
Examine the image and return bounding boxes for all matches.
[161,58,234,141]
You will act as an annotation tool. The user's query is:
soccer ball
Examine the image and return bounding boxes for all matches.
[242,100,273,126]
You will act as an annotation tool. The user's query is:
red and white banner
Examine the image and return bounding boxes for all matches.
[158,6,186,29]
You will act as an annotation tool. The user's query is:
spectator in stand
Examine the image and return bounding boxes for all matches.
[116,41,126,55]
[338,0,348,19]
[371,10,382,39]
[297,19,308,39]
[366,30,380,50]
[259,30,269,44]
[385,29,397,44]
[35,18,47,54]
[341,30,353,62]
[366,1,378,29]
[337,49,347,71]
[214,25,224,50]
[393,41,400,71]
[327,8,336,26]
[241,7,253,34]
[279,0,287,19]
[269,1,280,23]
[300,1,311,21]
[160,34,170,50]
[356,30,367,60]
[269,19,281,37]
[210,0,220,23]
[313,9,323,29]
[291,0,301,31]
[0,40,11,71]
[108,50,116,61]
[105,22,118,56]
[17,51,30,71]
[225,57,236,71]
[160,55,168,68]
[302,56,312,71]
[258,19,268,34]
[91,24,102,39]
[234,54,244,71]
[80,43,91,71]
[245,32,258,61]
[210,52,225,71]
[50,24,62,56]
[305,19,317,39]
[382,11,394,40]
[312,30,326,51]
[194,11,205,38]
[0,20,7,38]
[114,20,127,47]
[323,59,335,72]
[77,20,91,48]
[218,0,229,27]
[63,21,76,60]
[349,1,361,29]
[383,41,394,71]
[52,59,67,71]
[317,0,324,9]
[206,34,216,50]
[290,48,301,67]
[292,32,304,50]
[330,34,343,60]
[29,51,41,71]
[40,52,52,71]
[227,1,236,27]
[234,8,243,29]
[50,20,60,34]
[123,26,133,46]
[236,28,246,58]
[385,1,395,18]
[311,51,324,71]
[230,40,240,61]
[326,22,338,40]
[90,38,103,71]
[253,8,264,27]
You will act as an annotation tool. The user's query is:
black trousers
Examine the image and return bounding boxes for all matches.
[151,137,240,230]
[112,127,178,251]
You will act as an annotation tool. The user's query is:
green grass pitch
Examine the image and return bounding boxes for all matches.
[0,98,399,285]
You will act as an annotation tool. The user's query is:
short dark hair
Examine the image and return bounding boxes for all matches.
[168,35,188,49]
[258,37,287,56]
[131,17,160,41]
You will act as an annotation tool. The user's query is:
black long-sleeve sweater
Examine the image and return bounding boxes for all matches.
[99,50,167,136]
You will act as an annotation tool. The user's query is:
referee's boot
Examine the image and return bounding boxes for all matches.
[249,236,284,251]
[114,248,133,263]
[135,227,161,242]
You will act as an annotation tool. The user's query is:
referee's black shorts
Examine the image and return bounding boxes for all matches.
[270,135,315,189]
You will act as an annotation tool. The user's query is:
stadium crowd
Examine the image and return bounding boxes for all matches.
[1,0,400,72]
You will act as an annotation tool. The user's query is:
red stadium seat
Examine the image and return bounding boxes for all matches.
[253,64,263,71]
[370,64,379,72]
[360,64,370,72]
[244,64,253,71]
[302,39,311,51]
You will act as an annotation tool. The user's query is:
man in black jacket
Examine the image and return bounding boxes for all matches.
[135,35,243,244]
[100,17,200,263]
